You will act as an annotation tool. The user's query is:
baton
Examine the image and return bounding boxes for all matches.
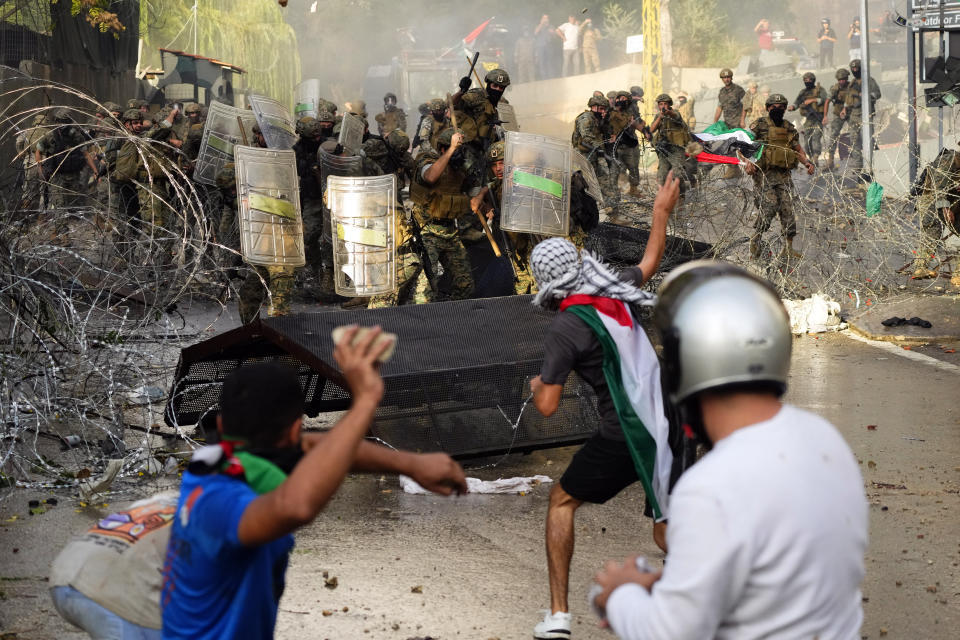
[237,116,249,146]
[464,52,484,88]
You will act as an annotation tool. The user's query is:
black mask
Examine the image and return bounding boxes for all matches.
[432,111,445,122]
[319,125,333,138]
[804,81,816,90]
[593,109,605,120]
[486,87,504,106]
[851,69,861,79]
[245,443,305,475]
[616,100,629,109]
[769,107,786,124]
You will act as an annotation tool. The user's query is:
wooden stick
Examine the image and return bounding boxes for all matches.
[464,53,484,88]
[237,116,249,146]
[447,93,501,257]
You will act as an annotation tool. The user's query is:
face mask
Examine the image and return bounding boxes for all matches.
[804,81,816,89]
[486,87,504,105]
[432,111,445,122]
[319,125,333,138]
[769,107,786,124]
[616,101,629,109]
[851,69,861,79]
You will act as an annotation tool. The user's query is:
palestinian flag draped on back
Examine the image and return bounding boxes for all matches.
[559,296,673,520]
[692,121,763,165]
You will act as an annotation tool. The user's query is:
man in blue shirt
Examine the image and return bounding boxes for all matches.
[161,327,468,639]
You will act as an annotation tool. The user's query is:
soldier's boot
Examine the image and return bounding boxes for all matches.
[911,258,937,280]
[627,184,642,198]
[749,234,762,260]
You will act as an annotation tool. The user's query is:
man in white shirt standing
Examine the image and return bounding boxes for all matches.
[591,261,869,640]
[556,16,581,77]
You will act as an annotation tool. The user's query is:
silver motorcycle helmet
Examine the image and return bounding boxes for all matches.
[653,260,791,403]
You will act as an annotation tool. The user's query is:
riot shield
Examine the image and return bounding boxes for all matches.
[497,103,519,132]
[194,101,258,185]
[573,151,603,205]
[327,174,397,296]
[249,94,297,150]
[318,148,363,242]
[294,79,321,119]
[234,146,305,267]
[501,131,572,237]
[337,112,365,156]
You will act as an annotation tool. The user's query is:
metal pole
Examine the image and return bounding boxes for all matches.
[939,3,945,150]
[907,0,918,184]
[860,0,873,172]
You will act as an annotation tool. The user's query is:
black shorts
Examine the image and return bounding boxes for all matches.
[560,433,638,504]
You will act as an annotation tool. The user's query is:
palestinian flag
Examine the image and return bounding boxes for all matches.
[692,121,763,165]
[560,296,673,520]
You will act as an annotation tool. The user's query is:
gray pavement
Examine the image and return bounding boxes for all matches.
[1,331,958,639]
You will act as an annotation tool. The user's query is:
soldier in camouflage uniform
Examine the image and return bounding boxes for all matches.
[822,68,854,171]
[911,149,960,285]
[135,119,182,233]
[410,128,475,300]
[743,81,766,123]
[416,98,448,156]
[35,108,98,210]
[180,103,205,164]
[18,112,50,209]
[848,59,881,173]
[454,68,511,148]
[292,117,326,288]
[375,93,407,137]
[650,93,692,193]
[572,95,614,200]
[608,91,645,197]
[788,72,828,167]
[127,98,149,114]
[746,94,816,261]
[714,68,746,129]
[676,91,696,131]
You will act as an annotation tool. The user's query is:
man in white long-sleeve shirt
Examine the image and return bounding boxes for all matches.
[592,261,868,640]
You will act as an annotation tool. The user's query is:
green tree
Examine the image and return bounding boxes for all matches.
[601,2,641,65]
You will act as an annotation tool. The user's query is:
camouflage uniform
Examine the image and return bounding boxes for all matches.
[652,96,692,191]
[292,123,324,279]
[36,119,92,209]
[134,128,178,231]
[717,82,746,128]
[608,92,642,192]
[572,102,612,196]
[844,73,881,171]
[749,114,801,256]
[743,86,766,124]
[676,94,696,131]
[792,81,828,164]
[410,144,475,301]
[912,149,960,279]
[375,106,407,136]
[417,100,448,156]
[18,114,49,209]
[823,71,854,169]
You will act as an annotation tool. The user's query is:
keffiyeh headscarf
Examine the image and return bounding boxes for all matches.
[530,237,656,308]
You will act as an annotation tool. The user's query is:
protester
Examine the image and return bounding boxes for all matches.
[590,261,869,639]
[817,18,837,68]
[535,14,559,80]
[848,17,862,61]
[556,15,581,77]
[161,343,467,639]
[529,174,682,640]
[754,19,772,51]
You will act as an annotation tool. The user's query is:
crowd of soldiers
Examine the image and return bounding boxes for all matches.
[15,55,959,323]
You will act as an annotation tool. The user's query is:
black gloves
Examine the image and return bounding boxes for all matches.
[458,76,472,93]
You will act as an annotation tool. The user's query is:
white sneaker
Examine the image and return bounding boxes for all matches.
[533,610,572,639]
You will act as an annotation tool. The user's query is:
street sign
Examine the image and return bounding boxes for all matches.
[911,9,960,29]
[912,0,960,11]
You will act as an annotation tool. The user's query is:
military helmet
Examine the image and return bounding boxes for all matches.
[435,127,461,149]
[100,101,122,116]
[606,90,619,100]
[127,98,147,109]
[765,93,788,107]
[362,138,389,160]
[587,95,609,108]
[719,68,733,78]
[32,112,48,125]
[184,102,202,115]
[52,107,72,123]
[296,115,316,136]
[484,68,511,87]
[487,141,505,162]
[849,59,861,70]
[318,98,338,114]
[121,108,142,123]
[428,98,446,112]
[384,92,397,101]
[417,102,430,116]
[836,68,850,79]
[215,163,236,190]
[386,129,410,153]
[653,260,791,403]
[655,93,673,105]
[303,118,326,138]
[630,85,643,97]
[802,72,816,83]
[316,108,335,124]
[616,90,632,100]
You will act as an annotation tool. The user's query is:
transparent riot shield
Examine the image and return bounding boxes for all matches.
[337,112,366,156]
[249,94,297,150]
[497,103,519,132]
[294,79,321,119]
[327,174,396,296]
[318,148,363,243]
[234,146,305,267]
[194,101,258,185]
[572,151,603,205]
[501,131,572,237]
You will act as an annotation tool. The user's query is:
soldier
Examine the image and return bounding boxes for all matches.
[416,98,448,156]
[744,81,765,123]
[135,121,183,234]
[849,58,881,168]
[608,91,646,197]
[572,95,613,199]
[676,91,696,130]
[650,93,692,194]
[911,148,960,285]
[629,86,644,118]
[292,117,325,288]
[411,102,430,149]
[822,68,853,171]
[127,98,149,114]
[17,112,50,209]
[111,110,146,227]
[745,93,816,261]
[35,108,98,211]
[788,72,828,167]
[410,128,476,300]
[316,108,336,142]
[713,68,746,129]
[375,92,407,137]
[581,19,601,74]
[454,67,511,147]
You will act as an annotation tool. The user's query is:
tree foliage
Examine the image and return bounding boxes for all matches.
[601,2,640,65]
